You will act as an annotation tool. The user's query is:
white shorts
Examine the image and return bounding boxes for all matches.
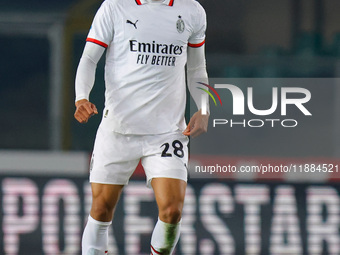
[89,124,189,187]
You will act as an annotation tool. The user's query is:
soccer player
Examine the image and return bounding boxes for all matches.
[74,0,209,254]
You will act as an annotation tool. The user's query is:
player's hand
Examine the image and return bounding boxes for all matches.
[74,99,98,124]
[182,109,209,138]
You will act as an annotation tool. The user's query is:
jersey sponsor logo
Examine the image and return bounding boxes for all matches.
[129,40,183,55]
[129,40,184,67]
[176,15,185,33]
[127,19,138,29]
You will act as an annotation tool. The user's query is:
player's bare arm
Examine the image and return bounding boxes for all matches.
[74,99,98,124]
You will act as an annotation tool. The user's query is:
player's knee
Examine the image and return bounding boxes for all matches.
[159,205,182,224]
[90,202,114,222]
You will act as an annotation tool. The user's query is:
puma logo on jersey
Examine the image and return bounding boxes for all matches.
[127,20,138,29]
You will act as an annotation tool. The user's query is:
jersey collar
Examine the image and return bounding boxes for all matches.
[135,0,174,6]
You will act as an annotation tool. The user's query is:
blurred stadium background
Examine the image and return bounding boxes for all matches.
[1,0,340,254]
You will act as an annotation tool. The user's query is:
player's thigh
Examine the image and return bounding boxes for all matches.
[142,131,189,187]
[151,178,187,207]
[90,125,142,185]
[151,178,187,223]
[90,183,124,221]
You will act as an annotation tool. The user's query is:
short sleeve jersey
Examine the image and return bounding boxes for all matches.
[87,0,206,134]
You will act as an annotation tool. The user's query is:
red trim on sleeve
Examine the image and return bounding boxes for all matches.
[169,0,174,6]
[188,40,205,48]
[86,38,108,48]
[135,0,142,5]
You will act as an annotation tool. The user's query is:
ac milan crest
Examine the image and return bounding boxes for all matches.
[176,15,185,33]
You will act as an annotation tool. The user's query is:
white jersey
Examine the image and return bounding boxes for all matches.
[87,0,206,134]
